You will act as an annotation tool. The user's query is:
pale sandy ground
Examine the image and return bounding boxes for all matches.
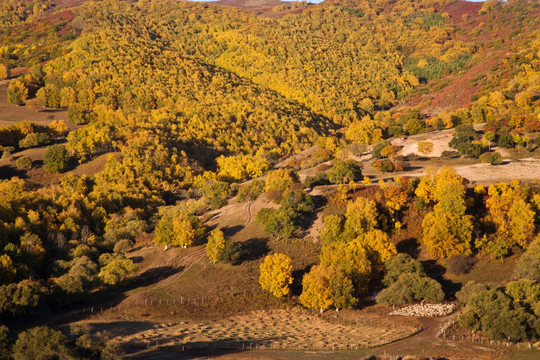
[392,129,455,158]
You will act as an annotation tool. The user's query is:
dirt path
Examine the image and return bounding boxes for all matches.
[244,201,254,225]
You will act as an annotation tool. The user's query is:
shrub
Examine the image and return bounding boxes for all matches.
[43,144,69,173]
[218,238,242,264]
[15,156,32,170]
[113,239,134,254]
[376,273,444,306]
[304,172,330,188]
[441,150,459,158]
[12,326,71,360]
[479,152,503,165]
[328,160,363,184]
[372,141,391,159]
[515,237,540,281]
[447,255,475,275]
[18,132,50,149]
[280,189,314,213]
[372,159,402,172]
[383,253,425,286]
[456,281,493,304]
[237,179,265,202]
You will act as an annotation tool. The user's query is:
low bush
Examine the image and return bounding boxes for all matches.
[15,156,32,170]
[372,159,402,172]
[479,152,503,164]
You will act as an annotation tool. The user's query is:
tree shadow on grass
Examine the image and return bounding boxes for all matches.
[0,164,27,179]
[421,260,461,300]
[124,266,183,292]
[221,225,243,237]
[123,335,288,359]
[9,266,184,333]
[291,265,312,297]
[239,238,269,263]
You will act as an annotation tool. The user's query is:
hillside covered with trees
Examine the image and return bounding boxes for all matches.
[0,0,539,358]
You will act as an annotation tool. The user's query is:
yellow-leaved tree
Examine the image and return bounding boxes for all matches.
[357,229,397,271]
[320,239,373,296]
[259,253,293,297]
[421,167,472,259]
[299,265,333,313]
[154,212,204,249]
[344,196,378,236]
[422,210,473,259]
[206,228,226,264]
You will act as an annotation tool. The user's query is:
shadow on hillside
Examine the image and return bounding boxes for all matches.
[240,238,269,263]
[124,336,287,359]
[8,265,183,333]
[0,164,27,179]
[299,194,326,232]
[126,266,183,291]
[421,260,461,300]
[221,225,243,237]
[291,265,312,297]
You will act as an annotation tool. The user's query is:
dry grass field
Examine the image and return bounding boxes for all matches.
[0,82,76,129]
[75,308,419,352]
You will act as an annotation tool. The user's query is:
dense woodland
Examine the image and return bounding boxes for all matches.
[0,0,539,358]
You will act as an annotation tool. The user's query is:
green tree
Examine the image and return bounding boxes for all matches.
[202,181,231,210]
[55,256,98,295]
[382,253,425,286]
[43,144,69,173]
[328,160,363,184]
[236,180,265,202]
[329,269,357,311]
[12,326,72,360]
[218,238,242,264]
[256,207,298,240]
[98,257,137,285]
[515,237,540,281]
[280,189,314,213]
[259,253,293,297]
[376,273,444,306]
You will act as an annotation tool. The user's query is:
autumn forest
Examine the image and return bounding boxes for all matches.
[0,0,539,358]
